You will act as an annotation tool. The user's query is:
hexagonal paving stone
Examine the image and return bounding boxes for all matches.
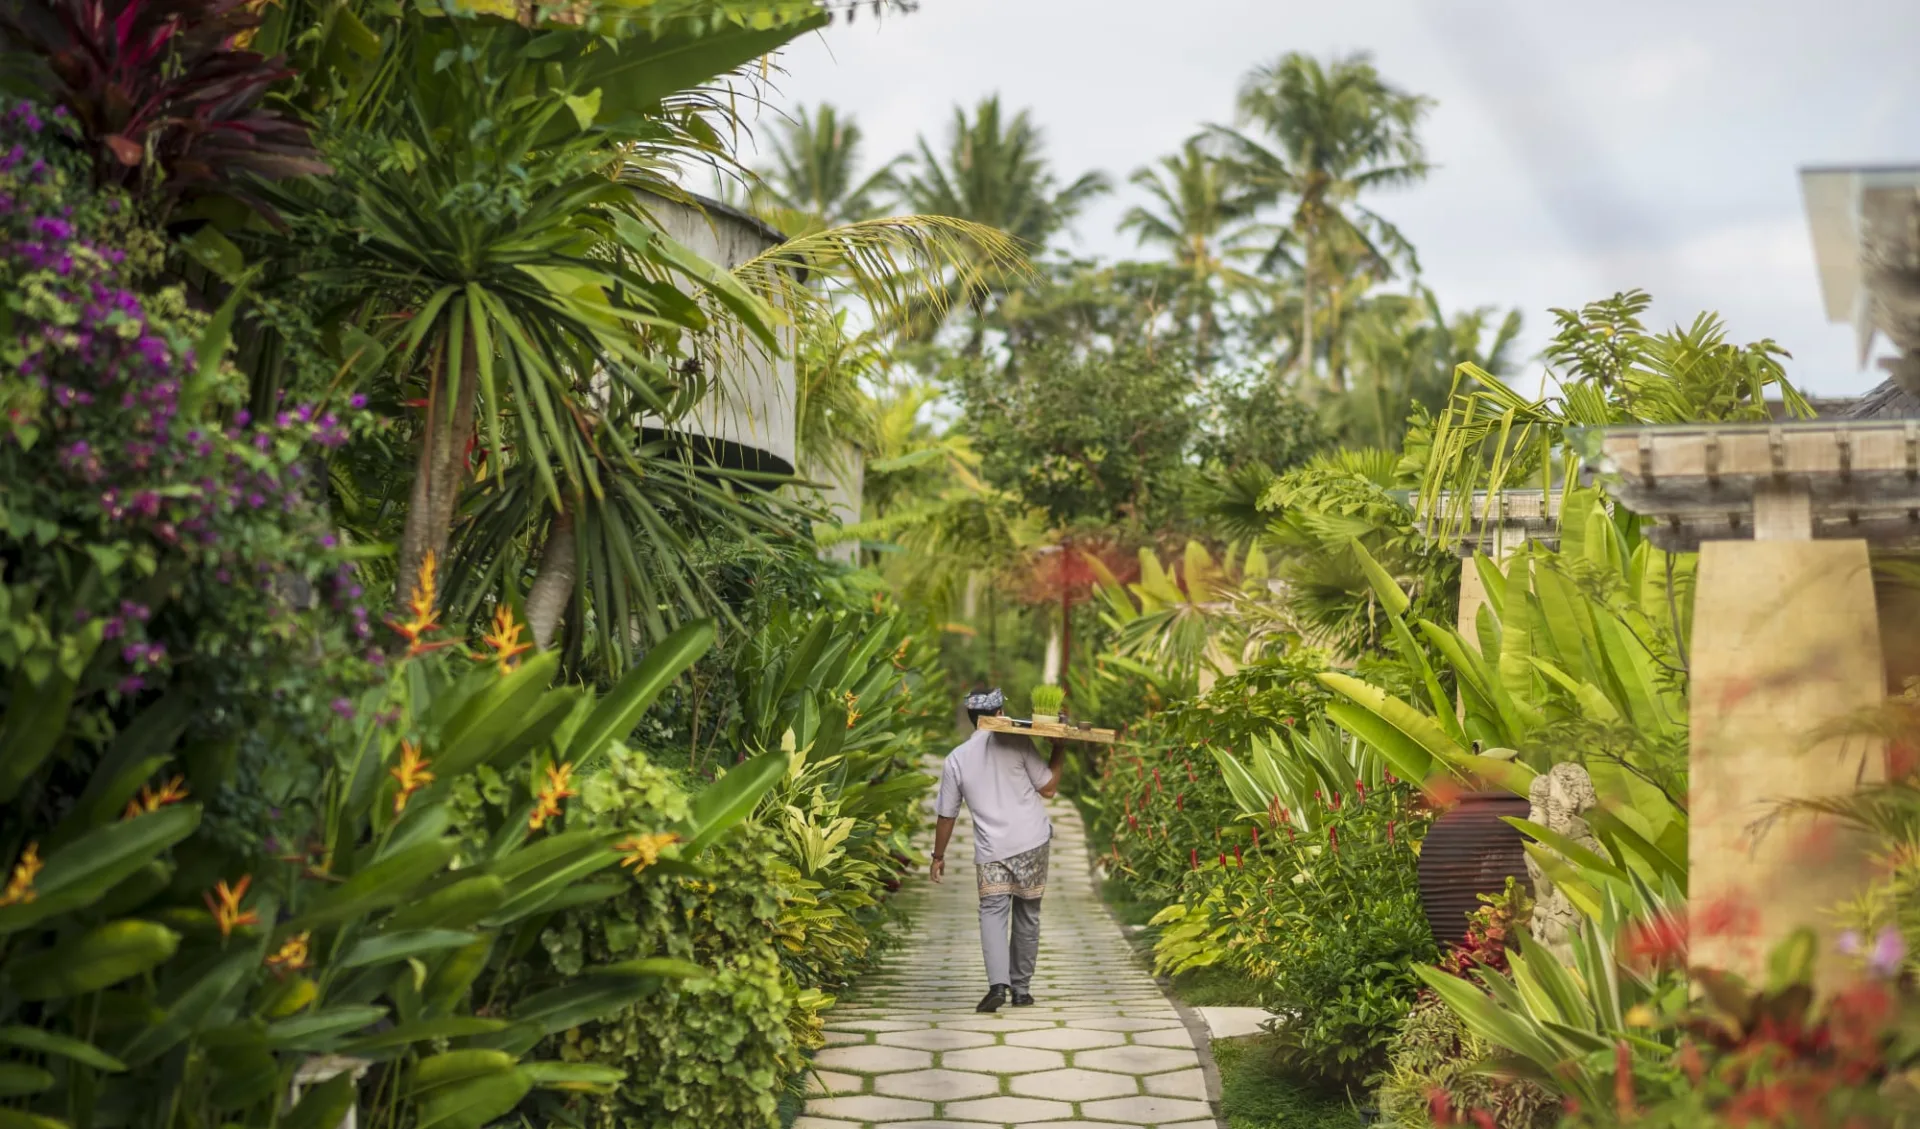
[1080,1096,1213,1124]
[939,1017,1061,1033]
[874,1069,1000,1101]
[1073,1045,1199,1075]
[1012,1123,1141,1129]
[1143,1069,1206,1100]
[813,1044,935,1073]
[940,1095,1077,1123]
[878,1028,998,1051]
[791,1118,859,1129]
[803,1070,864,1096]
[804,1095,935,1122]
[819,1029,868,1046]
[1004,1026,1128,1051]
[1066,1017,1186,1032]
[1009,1068,1139,1101]
[827,1018,932,1032]
[1129,1028,1193,1048]
[940,1045,1066,1073]
[1160,1121,1217,1129]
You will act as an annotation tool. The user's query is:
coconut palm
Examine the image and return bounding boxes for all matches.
[1331,290,1523,448]
[752,102,896,230]
[1118,137,1262,366]
[1214,51,1432,389]
[889,95,1111,351]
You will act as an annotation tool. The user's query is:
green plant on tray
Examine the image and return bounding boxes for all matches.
[1030,684,1065,717]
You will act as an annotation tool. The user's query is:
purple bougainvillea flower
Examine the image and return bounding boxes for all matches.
[1872,926,1907,976]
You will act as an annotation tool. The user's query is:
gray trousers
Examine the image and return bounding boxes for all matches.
[979,893,1042,990]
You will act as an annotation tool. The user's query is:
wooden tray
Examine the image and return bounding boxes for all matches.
[978,715,1118,744]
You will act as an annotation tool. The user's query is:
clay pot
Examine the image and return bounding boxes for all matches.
[1416,791,1532,949]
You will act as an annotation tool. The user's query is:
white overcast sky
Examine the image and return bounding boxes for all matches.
[754,0,1920,398]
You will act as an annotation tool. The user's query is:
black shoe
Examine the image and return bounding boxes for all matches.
[1011,990,1035,1007]
[976,985,1009,1013]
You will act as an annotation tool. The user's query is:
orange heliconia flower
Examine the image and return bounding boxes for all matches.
[390,741,435,816]
[204,875,261,939]
[387,553,457,656]
[266,931,312,975]
[478,604,534,673]
[615,832,680,873]
[528,762,578,831]
[123,775,190,820]
[0,842,43,907]
[843,690,861,729]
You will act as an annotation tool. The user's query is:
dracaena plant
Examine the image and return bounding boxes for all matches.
[0,0,326,217]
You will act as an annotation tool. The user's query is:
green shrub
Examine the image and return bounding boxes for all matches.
[1030,683,1064,716]
[1153,779,1434,1089]
[546,820,797,1129]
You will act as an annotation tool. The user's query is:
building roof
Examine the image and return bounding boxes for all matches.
[1799,165,1920,366]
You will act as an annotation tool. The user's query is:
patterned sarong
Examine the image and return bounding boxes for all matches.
[977,841,1050,899]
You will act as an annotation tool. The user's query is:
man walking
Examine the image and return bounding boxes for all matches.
[930,688,1066,1013]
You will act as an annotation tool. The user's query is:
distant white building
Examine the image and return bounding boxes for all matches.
[633,191,863,561]
[1800,165,1920,415]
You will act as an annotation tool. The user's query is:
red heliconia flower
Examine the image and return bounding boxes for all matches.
[1233,845,1243,868]
[1471,1110,1496,1129]
[1189,848,1199,872]
[1675,1041,1707,1085]
[1250,827,1260,850]
[1152,767,1162,791]
[1185,761,1195,783]
[1284,826,1296,842]
[1175,792,1185,811]
[1127,813,1138,831]
[1387,819,1397,844]
[1428,1087,1455,1126]
[1355,780,1367,804]
[1624,914,1688,968]
[1218,852,1228,869]
[1328,826,1339,853]
[1613,1040,1637,1117]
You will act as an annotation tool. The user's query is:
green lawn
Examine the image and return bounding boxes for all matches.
[1212,1035,1368,1129]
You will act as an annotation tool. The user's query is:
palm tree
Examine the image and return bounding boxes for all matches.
[890,95,1111,351]
[752,102,896,231]
[1214,52,1432,390]
[1118,137,1261,366]
[1333,291,1523,448]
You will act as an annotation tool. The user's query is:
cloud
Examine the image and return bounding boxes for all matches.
[1615,40,1715,103]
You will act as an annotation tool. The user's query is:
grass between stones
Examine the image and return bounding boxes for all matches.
[1212,1034,1366,1129]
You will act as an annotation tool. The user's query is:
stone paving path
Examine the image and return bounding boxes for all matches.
[799,781,1219,1129]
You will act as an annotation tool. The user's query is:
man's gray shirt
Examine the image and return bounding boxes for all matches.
[935,727,1053,864]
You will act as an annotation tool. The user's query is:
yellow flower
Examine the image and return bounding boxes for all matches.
[528,762,579,831]
[266,931,311,975]
[386,553,457,656]
[389,741,435,816]
[204,876,261,939]
[0,842,43,907]
[123,774,190,820]
[1624,1004,1657,1028]
[478,603,534,673]
[615,832,680,874]
[842,690,861,729]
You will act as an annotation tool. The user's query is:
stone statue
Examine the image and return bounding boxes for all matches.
[1527,762,1602,962]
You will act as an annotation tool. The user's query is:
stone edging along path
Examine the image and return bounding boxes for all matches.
[798,777,1224,1129]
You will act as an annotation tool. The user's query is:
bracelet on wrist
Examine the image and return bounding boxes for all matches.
[930,854,944,861]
